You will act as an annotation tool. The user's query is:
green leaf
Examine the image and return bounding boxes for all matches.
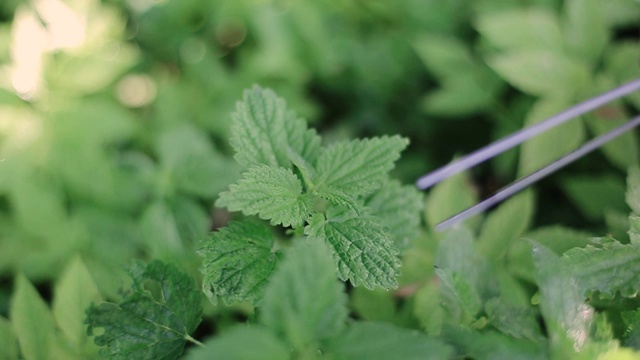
[185,326,289,360]
[412,34,476,78]
[622,310,640,350]
[561,175,627,222]
[350,287,397,323]
[627,167,640,215]
[563,0,609,65]
[488,50,590,97]
[260,240,348,353]
[11,274,55,360]
[485,297,543,341]
[327,322,453,360]
[365,180,424,249]
[229,86,321,169]
[0,316,19,360]
[85,260,202,360]
[53,256,101,354]
[316,135,409,197]
[424,167,478,231]
[217,165,311,227]
[531,242,594,352]
[476,8,564,51]
[562,238,640,298]
[305,213,400,289]
[443,325,548,360]
[518,96,586,176]
[414,282,446,336]
[586,109,639,171]
[478,190,534,259]
[199,220,281,305]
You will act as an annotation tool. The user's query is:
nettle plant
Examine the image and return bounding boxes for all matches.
[84,86,431,359]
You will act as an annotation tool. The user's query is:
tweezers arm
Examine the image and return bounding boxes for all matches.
[436,114,640,231]
[416,78,640,190]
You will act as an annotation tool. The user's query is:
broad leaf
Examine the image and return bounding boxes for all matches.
[229,86,321,169]
[199,220,281,304]
[564,0,609,65]
[186,326,289,360]
[627,167,640,215]
[85,260,202,360]
[365,180,424,250]
[532,242,594,352]
[53,256,101,353]
[10,274,55,360]
[476,8,564,51]
[316,135,408,197]
[260,240,348,353]
[622,310,640,350]
[424,166,478,231]
[485,297,543,341]
[305,212,400,289]
[561,175,627,222]
[0,316,19,360]
[217,165,311,227]
[562,237,640,298]
[443,325,547,360]
[327,322,453,360]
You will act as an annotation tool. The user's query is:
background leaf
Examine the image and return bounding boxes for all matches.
[186,326,289,360]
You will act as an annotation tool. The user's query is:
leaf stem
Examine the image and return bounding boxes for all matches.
[185,334,205,347]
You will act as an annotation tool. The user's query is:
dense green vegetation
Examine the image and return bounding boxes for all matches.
[1,0,640,358]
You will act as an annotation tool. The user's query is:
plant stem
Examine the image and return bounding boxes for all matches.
[185,334,205,347]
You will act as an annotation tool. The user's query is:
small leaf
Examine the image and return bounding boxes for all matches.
[53,256,101,353]
[476,8,564,51]
[627,167,640,215]
[478,190,534,259]
[185,326,289,360]
[0,316,19,360]
[305,212,400,289]
[10,274,55,360]
[488,50,590,97]
[316,136,409,197]
[561,175,627,222]
[199,220,281,304]
[260,240,348,353]
[229,86,321,169]
[485,297,543,341]
[622,310,640,350]
[532,242,594,351]
[217,165,311,227]
[586,108,639,171]
[424,167,478,230]
[564,0,609,65]
[413,34,476,78]
[562,238,640,298]
[518,96,585,176]
[365,181,424,250]
[85,260,202,360]
[327,322,453,360]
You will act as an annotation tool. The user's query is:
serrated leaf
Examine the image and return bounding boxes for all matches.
[435,268,482,323]
[199,220,281,304]
[185,326,289,360]
[305,213,400,289]
[327,322,453,360]
[478,190,534,259]
[562,238,640,298]
[476,8,564,51]
[0,316,19,360]
[85,260,202,360]
[518,96,585,176]
[313,186,362,215]
[260,240,348,353]
[229,86,321,169]
[53,256,100,354]
[217,165,311,227]
[488,50,590,97]
[564,0,609,65]
[365,181,424,250]
[11,274,55,360]
[316,136,408,197]
[532,242,594,351]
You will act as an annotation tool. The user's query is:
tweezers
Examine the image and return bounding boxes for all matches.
[417,78,640,232]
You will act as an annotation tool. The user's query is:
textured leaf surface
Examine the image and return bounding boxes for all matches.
[485,297,543,341]
[328,322,453,360]
[199,220,281,304]
[316,136,408,197]
[11,274,55,360]
[85,260,202,360]
[305,213,400,289]
[216,165,310,227]
[532,242,594,352]
[186,326,289,360]
[365,181,423,249]
[229,86,321,169]
[562,238,640,298]
[260,240,348,352]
